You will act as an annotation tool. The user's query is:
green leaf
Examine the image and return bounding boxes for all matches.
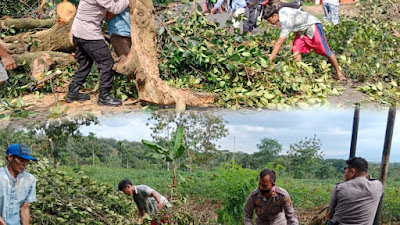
[172,126,185,159]
[242,52,251,57]
[121,94,128,101]
[156,26,165,35]
[376,82,383,91]
[172,36,181,42]
[264,92,275,99]
[142,139,166,154]
[226,63,235,71]
[234,36,243,43]
[229,54,240,61]
[297,102,310,109]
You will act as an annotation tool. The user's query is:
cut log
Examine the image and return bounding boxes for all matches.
[57,0,77,25]
[113,0,215,111]
[2,19,74,54]
[0,18,56,29]
[13,51,76,85]
[1,1,76,54]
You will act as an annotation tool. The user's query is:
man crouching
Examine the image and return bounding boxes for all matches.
[263,6,346,82]
[118,179,172,224]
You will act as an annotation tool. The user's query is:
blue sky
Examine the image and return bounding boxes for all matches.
[80,108,400,163]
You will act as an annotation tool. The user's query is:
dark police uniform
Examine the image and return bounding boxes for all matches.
[244,186,299,225]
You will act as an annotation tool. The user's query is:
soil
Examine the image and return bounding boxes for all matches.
[185,198,220,224]
[0,82,385,128]
[303,3,358,18]
[183,197,326,224]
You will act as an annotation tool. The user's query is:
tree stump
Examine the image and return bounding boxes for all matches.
[113,0,215,111]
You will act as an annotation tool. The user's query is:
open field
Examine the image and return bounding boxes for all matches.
[61,165,400,224]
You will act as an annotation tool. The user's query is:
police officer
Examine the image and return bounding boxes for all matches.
[327,157,383,225]
[244,169,299,225]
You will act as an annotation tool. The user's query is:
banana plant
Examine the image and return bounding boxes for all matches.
[142,126,186,188]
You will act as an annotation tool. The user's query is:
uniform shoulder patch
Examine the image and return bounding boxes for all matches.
[285,196,292,207]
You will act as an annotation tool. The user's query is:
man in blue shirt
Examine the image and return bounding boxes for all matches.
[107,7,131,58]
[0,144,37,225]
[106,7,133,81]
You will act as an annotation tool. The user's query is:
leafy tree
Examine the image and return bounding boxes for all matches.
[286,136,324,179]
[31,115,98,167]
[253,138,282,168]
[142,126,187,188]
[148,111,228,171]
[88,132,96,166]
[325,159,346,174]
[315,161,341,179]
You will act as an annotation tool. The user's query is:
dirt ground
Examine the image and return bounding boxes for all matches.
[0,81,384,128]
[185,197,324,224]
[303,3,357,18]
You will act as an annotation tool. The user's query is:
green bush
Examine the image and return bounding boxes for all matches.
[0,0,38,17]
[215,163,258,225]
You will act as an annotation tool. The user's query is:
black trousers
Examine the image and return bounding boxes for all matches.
[72,37,114,90]
[243,7,258,32]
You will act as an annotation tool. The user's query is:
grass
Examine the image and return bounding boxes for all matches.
[60,165,221,199]
[61,165,400,224]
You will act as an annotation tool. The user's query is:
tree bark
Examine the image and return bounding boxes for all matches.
[0,18,56,29]
[13,51,76,83]
[2,20,74,54]
[113,0,215,111]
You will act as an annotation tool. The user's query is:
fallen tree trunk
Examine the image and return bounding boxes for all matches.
[114,0,215,111]
[1,1,76,54]
[13,51,76,85]
[0,18,56,29]
[2,20,74,54]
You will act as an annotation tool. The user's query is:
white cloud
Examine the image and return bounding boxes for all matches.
[78,109,400,162]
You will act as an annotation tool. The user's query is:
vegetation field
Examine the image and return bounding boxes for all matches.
[1,121,399,224]
[59,164,400,225]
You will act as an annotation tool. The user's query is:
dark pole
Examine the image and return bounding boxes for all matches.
[373,107,396,225]
[349,104,360,158]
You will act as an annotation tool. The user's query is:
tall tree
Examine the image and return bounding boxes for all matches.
[113,0,215,112]
[253,138,282,168]
[31,115,98,167]
[286,136,323,179]
[88,132,96,166]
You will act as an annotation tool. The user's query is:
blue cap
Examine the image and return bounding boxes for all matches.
[6,143,38,161]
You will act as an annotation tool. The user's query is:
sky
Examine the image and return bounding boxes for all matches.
[80,108,400,163]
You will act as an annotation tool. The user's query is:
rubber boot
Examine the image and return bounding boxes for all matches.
[97,88,122,107]
[65,83,90,103]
